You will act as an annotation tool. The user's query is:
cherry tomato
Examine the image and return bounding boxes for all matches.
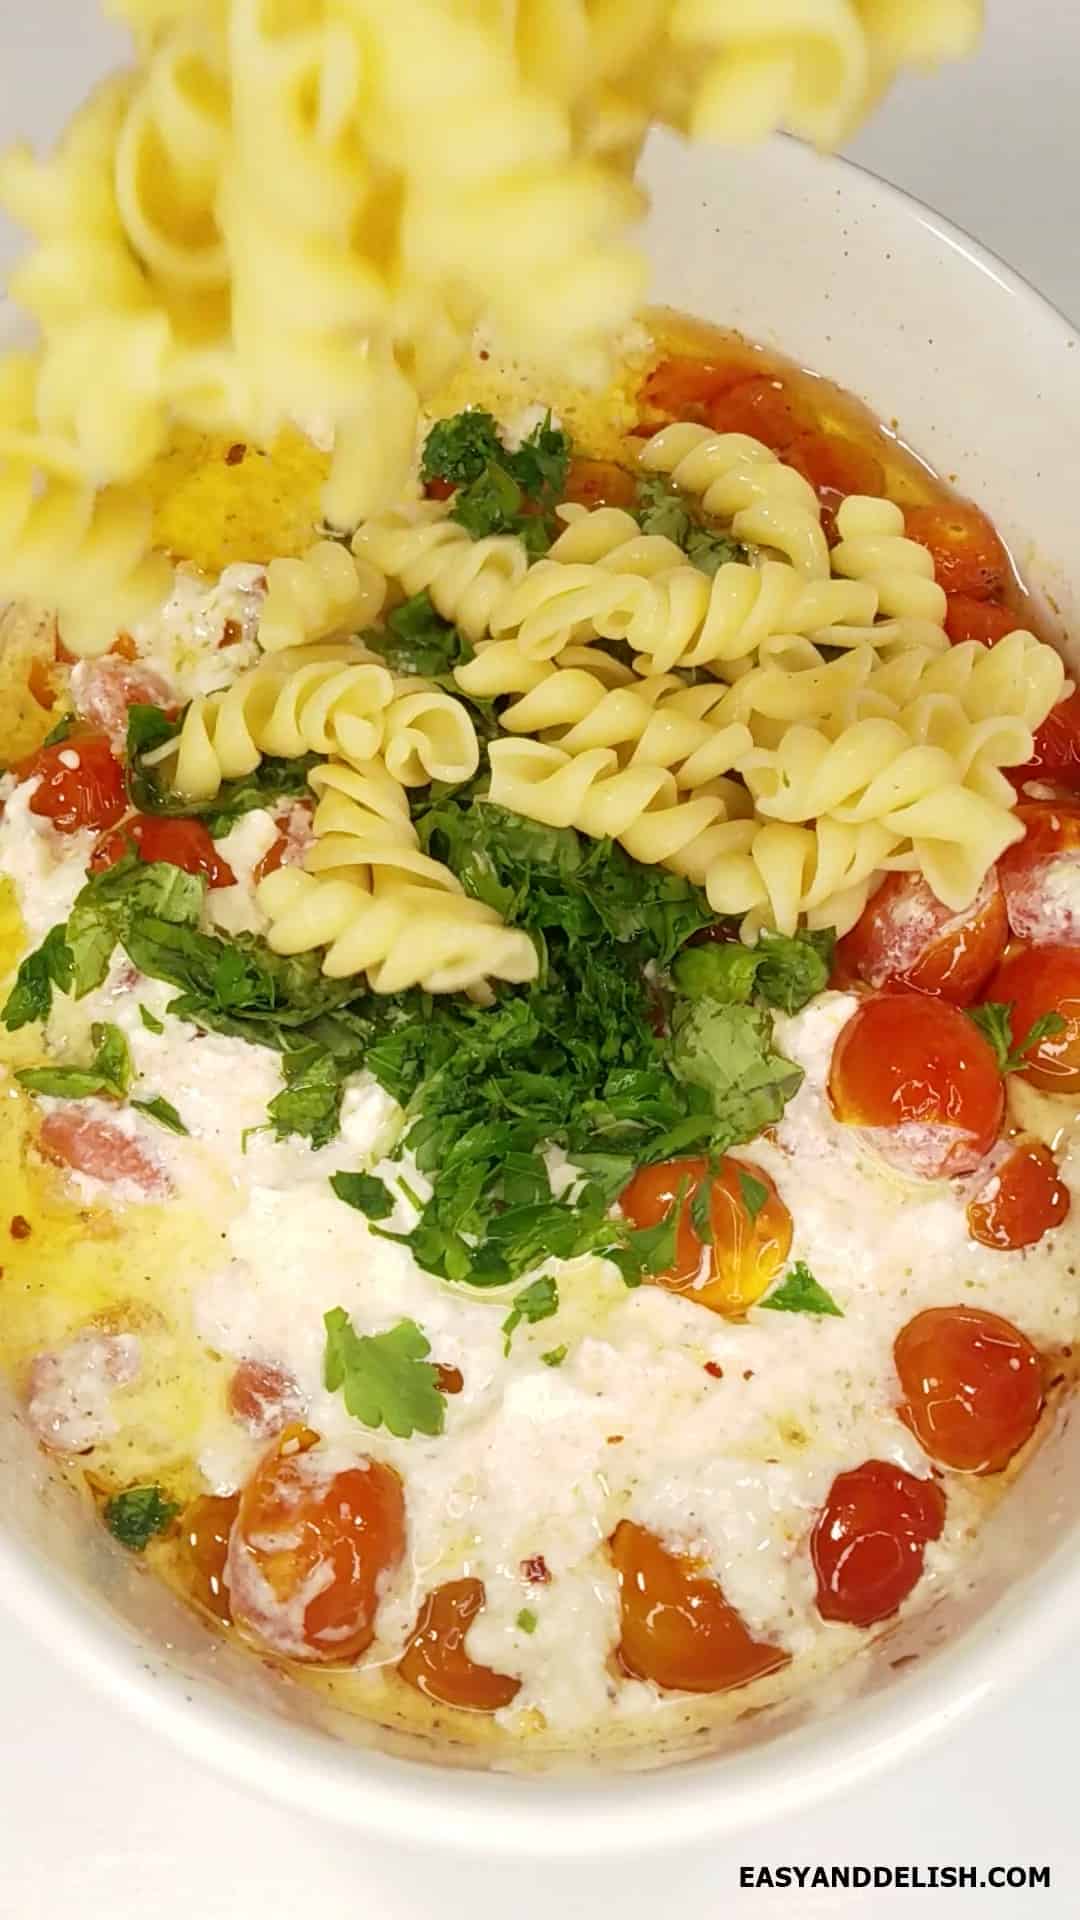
[984,945,1080,1091]
[424,476,456,501]
[398,1578,520,1712]
[23,733,127,834]
[997,802,1080,945]
[251,802,314,886]
[638,354,753,426]
[89,814,236,888]
[560,457,637,511]
[903,501,1009,600]
[967,1139,1070,1251]
[38,1109,168,1195]
[227,1438,405,1663]
[894,1306,1044,1473]
[110,633,138,662]
[178,1491,242,1623]
[811,1461,946,1627]
[227,1359,306,1440]
[832,871,1007,1007]
[27,656,58,712]
[702,375,806,451]
[785,431,886,540]
[72,660,177,747]
[943,593,1017,647]
[1015,687,1080,796]
[620,1154,793,1317]
[610,1521,790,1693]
[828,991,1004,1178]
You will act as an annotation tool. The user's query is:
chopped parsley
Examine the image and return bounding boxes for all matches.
[736,1167,769,1224]
[323,1308,447,1438]
[104,1484,180,1552]
[635,474,748,576]
[361,592,470,680]
[672,927,835,1015]
[501,1275,559,1355]
[17,1021,132,1100]
[516,1607,538,1634]
[540,1346,568,1368]
[330,1170,396,1220]
[420,410,572,555]
[967,1001,1067,1075]
[138,1003,165,1035]
[760,1261,843,1319]
[126,703,317,836]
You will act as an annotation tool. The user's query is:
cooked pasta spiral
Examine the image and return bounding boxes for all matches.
[381,684,481,787]
[500,669,753,790]
[862,627,1066,733]
[353,505,530,644]
[259,541,388,654]
[257,865,539,994]
[487,737,728,871]
[702,817,903,936]
[304,761,467,893]
[830,495,948,623]
[637,423,829,576]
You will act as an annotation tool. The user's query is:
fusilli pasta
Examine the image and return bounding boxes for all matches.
[638,423,830,576]
[830,494,948,623]
[353,505,530,644]
[487,737,729,870]
[259,541,387,654]
[701,816,903,935]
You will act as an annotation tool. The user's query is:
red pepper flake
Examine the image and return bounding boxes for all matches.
[742,1369,754,1381]
[225,443,247,466]
[606,1433,624,1445]
[10,1216,31,1241]
[219,618,242,649]
[704,1361,724,1380]
[434,1362,463,1396]
[521,1554,550,1585]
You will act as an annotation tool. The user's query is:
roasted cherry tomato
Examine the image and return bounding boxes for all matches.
[966,1139,1070,1251]
[27,656,58,712]
[785,431,886,539]
[983,945,1080,1092]
[828,991,1004,1178]
[638,353,753,425]
[620,1154,792,1316]
[178,1491,242,1623]
[943,593,1017,647]
[72,659,177,745]
[701,374,806,450]
[811,1461,946,1627]
[251,801,314,886]
[561,457,636,511]
[832,872,1007,1007]
[1014,687,1080,796]
[38,1108,168,1195]
[610,1521,790,1693]
[89,814,236,888]
[398,1578,520,1712]
[22,733,126,834]
[903,501,1009,600]
[227,1359,306,1440]
[227,1438,405,1663]
[997,802,1080,945]
[894,1306,1044,1473]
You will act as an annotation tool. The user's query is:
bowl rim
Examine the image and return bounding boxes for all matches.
[2,132,1080,1855]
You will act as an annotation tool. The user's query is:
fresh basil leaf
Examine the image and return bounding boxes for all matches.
[267,1046,344,1149]
[760,1260,843,1318]
[2,923,74,1030]
[16,1020,132,1100]
[323,1308,446,1438]
[968,1001,1067,1074]
[41,712,75,747]
[138,1003,164,1034]
[131,1095,189,1136]
[670,1001,803,1149]
[737,1166,769,1224]
[330,1170,396,1220]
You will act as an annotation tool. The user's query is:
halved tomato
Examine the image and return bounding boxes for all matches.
[38,1109,168,1195]
[943,594,1017,647]
[89,814,236,889]
[983,945,1080,1091]
[997,802,1080,946]
[561,457,636,511]
[398,1578,520,1711]
[828,991,1003,1178]
[832,871,1007,1007]
[22,733,127,834]
[610,1521,790,1694]
[1012,688,1080,797]
[903,501,1009,601]
[967,1140,1069,1251]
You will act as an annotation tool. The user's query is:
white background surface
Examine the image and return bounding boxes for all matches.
[1,5,1078,1915]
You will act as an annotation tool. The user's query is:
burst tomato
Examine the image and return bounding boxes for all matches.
[619,1154,793,1317]
[997,803,1080,946]
[23,733,127,834]
[832,872,1007,1007]
[828,992,1004,1178]
[227,1360,306,1440]
[227,1439,405,1663]
[610,1521,790,1694]
[89,814,236,888]
[251,802,314,886]
[894,1306,1044,1473]
[638,354,753,425]
[561,457,636,511]
[398,1578,520,1712]
[811,1461,946,1627]
[983,946,1080,1092]
[178,1491,242,1623]
[1015,687,1080,796]
[903,501,1009,600]
[967,1140,1070,1251]
[785,431,886,538]
[943,593,1017,647]
[38,1109,168,1195]
[72,659,177,745]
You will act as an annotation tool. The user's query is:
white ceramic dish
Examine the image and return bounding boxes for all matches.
[1,130,1079,1857]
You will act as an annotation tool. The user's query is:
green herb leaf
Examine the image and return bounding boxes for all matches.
[131,1095,188,1135]
[516,1607,538,1634]
[127,704,317,832]
[330,1170,396,1220]
[609,1181,688,1288]
[501,1275,559,1355]
[737,1166,769,1224]
[634,474,746,575]
[66,855,205,996]
[452,461,525,540]
[760,1260,843,1318]
[103,1484,180,1552]
[509,413,571,504]
[126,702,181,761]
[670,1001,803,1150]
[362,592,470,680]
[672,942,761,1005]
[323,1308,446,1438]
[968,1000,1068,1074]
[421,410,504,488]
[41,712,76,747]
[17,1020,133,1100]
[138,1003,164,1034]
[671,928,834,1016]
[267,1046,345,1149]
[2,923,74,1031]
[690,1174,714,1245]
[540,1345,568,1368]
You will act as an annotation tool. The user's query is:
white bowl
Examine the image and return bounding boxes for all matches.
[2,131,1080,1857]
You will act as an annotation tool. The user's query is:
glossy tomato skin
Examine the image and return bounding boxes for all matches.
[1015,687,1080,795]
[785,431,885,539]
[967,1140,1070,1251]
[23,734,127,834]
[227,1439,406,1664]
[561,457,636,512]
[89,814,236,888]
[832,872,1007,1007]
[894,1307,1044,1474]
[638,354,752,426]
[619,1154,793,1317]
[398,1578,520,1711]
[228,1359,306,1440]
[903,501,1009,601]
[997,803,1080,946]
[178,1491,242,1624]
[943,594,1017,647]
[828,991,1004,1178]
[985,946,1080,1091]
[811,1461,946,1627]
[610,1521,790,1694]
[38,1108,168,1195]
